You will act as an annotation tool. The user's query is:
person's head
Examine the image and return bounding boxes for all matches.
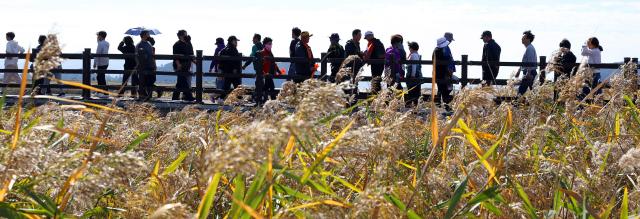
[38,35,47,45]
[587,37,603,51]
[263,37,273,51]
[329,33,340,44]
[140,30,150,41]
[252,33,261,44]
[123,36,134,45]
[301,31,312,44]
[521,30,535,45]
[444,32,454,42]
[215,37,225,47]
[177,30,188,41]
[228,36,239,47]
[481,30,492,43]
[364,31,374,41]
[559,39,571,50]
[96,31,107,41]
[149,37,156,46]
[292,27,301,39]
[6,32,15,41]
[408,41,419,53]
[390,34,403,47]
[352,29,362,42]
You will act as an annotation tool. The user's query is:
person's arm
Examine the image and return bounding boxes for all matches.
[581,45,592,56]
[242,46,256,69]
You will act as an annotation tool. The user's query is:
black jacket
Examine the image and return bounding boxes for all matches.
[294,42,314,77]
[289,38,300,58]
[219,45,242,74]
[345,39,361,57]
[327,43,345,74]
[172,41,193,72]
[558,51,577,76]
[481,39,501,80]
[118,42,137,70]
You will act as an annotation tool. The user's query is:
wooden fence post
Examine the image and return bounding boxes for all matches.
[539,56,547,84]
[320,52,327,79]
[461,55,468,88]
[195,50,203,103]
[82,48,91,100]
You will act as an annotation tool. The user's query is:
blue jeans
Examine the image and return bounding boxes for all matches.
[518,70,537,95]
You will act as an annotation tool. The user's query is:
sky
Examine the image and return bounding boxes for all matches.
[1,0,639,78]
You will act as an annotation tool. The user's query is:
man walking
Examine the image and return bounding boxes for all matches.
[326,33,345,82]
[294,31,315,83]
[136,30,156,101]
[172,30,195,101]
[345,29,363,57]
[219,35,242,99]
[516,30,538,95]
[289,27,302,77]
[94,31,109,97]
[481,31,501,86]
[242,34,265,103]
[363,31,385,93]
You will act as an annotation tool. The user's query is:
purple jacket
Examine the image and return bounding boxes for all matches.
[385,47,405,79]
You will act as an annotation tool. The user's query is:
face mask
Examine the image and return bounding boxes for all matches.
[265,44,272,51]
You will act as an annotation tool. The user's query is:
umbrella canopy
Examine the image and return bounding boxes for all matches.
[124,27,162,36]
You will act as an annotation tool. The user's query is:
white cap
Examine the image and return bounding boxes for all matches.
[437,37,450,48]
[365,31,374,37]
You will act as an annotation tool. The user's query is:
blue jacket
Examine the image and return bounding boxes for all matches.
[136,41,155,71]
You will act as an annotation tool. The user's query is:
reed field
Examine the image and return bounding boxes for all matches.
[1,34,640,219]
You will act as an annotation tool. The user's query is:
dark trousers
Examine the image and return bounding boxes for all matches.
[172,73,194,100]
[33,78,51,95]
[222,75,241,99]
[370,64,384,94]
[405,81,422,107]
[518,70,537,95]
[138,71,156,100]
[119,69,139,96]
[255,74,276,104]
[579,73,602,100]
[436,82,453,110]
[96,65,108,90]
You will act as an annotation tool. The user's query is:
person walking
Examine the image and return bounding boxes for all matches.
[136,30,156,101]
[255,37,280,104]
[345,29,363,57]
[4,32,25,94]
[210,37,225,86]
[405,41,422,107]
[433,37,454,111]
[364,31,386,93]
[219,35,242,99]
[242,34,266,103]
[289,27,302,77]
[480,31,501,86]
[581,37,604,97]
[94,31,110,97]
[118,36,138,98]
[326,33,345,82]
[294,31,315,83]
[515,30,538,95]
[171,30,195,101]
[385,34,405,90]
[31,35,49,95]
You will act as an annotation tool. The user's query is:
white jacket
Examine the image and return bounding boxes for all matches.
[5,40,25,66]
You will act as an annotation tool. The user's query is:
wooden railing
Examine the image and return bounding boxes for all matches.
[0,49,637,103]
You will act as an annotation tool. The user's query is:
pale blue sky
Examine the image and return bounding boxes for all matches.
[2,0,639,73]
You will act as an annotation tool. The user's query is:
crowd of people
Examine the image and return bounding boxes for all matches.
[2,29,607,108]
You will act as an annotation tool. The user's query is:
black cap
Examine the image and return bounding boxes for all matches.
[329,33,340,40]
[215,37,224,45]
[408,41,419,50]
[228,35,239,42]
[480,30,492,39]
